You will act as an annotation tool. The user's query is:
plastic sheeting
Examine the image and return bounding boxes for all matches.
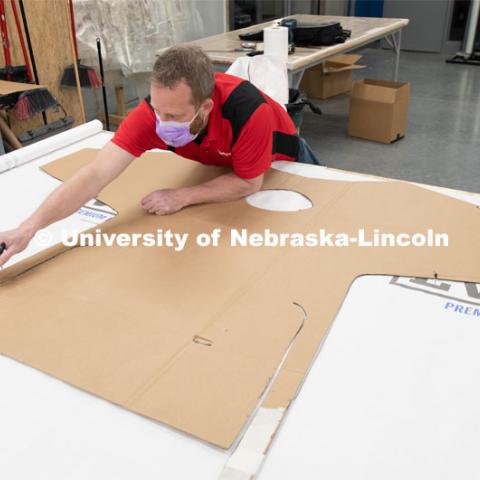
[74,0,207,75]
[227,56,289,107]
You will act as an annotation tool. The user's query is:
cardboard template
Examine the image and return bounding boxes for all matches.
[0,148,479,449]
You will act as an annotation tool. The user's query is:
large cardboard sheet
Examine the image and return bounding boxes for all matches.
[0,149,479,449]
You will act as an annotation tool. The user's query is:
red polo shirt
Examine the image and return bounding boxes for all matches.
[111,72,299,179]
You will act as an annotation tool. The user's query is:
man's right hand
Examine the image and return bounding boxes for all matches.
[0,141,135,270]
[0,226,36,268]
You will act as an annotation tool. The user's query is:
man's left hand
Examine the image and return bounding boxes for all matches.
[141,188,187,215]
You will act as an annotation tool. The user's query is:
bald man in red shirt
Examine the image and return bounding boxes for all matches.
[0,45,320,266]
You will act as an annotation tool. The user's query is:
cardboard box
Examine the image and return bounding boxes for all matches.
[300,54,365,99]
[348,78,411,144]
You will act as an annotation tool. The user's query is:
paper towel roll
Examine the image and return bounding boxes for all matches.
[263,26,289,63]
[0,119,103,174]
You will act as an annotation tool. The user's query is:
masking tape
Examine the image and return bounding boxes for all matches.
[219,407,285,480]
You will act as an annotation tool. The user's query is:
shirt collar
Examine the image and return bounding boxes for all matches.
[194,120,209,145]
[195,85,220,146]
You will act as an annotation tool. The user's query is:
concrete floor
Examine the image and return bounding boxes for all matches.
[301,47,480,193]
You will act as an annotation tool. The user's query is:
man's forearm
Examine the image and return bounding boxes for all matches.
[18,142,134,236]
[19,164,104,234]
[180,172,262,208]
[0,142,134,267]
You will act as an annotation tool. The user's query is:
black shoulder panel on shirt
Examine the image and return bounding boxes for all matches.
[272,131,300,158]
[145,94,153,111]
[221,81,266,146]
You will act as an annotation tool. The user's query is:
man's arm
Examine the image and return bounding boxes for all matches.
[141,172,263,215]
[0,141,135,267]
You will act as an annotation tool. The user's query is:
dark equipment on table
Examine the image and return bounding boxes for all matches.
[239,19,351,47]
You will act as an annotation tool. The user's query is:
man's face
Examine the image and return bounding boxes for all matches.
[150,80,212,133]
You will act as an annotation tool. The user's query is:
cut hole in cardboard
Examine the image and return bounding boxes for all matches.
[193,335,213,347]
[246,189,313,212]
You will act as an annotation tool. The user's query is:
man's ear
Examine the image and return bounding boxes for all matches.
[191,98,214,134]
[202,98,214,115]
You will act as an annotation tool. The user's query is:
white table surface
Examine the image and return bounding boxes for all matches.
[1,132,479,479]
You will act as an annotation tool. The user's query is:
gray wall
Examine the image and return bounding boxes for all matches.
[383,0,452,52]
[290,0,347,16]
[324,0,347,16]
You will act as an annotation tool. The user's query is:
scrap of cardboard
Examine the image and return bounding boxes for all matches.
[0,80,46,96]
[0,148,479,449]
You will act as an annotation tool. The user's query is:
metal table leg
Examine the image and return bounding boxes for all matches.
[288,68,305,89]
[384,29,402,81]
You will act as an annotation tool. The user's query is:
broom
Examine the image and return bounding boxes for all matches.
[13,87,57,120]
[4,0,57,120]
[61,0,100,88]
[17,0,49,124]
[0,0,28,81]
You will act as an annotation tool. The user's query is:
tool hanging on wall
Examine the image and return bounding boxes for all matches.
[0,1,73,149]
[97,37,109,131]
[0,0,28,81]
[13,87,57,120]
[18,0,48,124]
[0,79,72,147]
[0,0,56,121]
[9,0,32,81]
[63,0,86,123]
[61,0,101,88]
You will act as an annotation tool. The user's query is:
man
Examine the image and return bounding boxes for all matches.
[0,45,320,267]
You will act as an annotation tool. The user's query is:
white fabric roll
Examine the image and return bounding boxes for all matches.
[263,26,289,63]
[0,120,103,174]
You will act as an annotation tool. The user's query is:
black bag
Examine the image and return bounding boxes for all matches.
[293,21,351,46]
[239,19,350,47]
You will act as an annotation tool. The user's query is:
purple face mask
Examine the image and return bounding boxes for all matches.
[155,109,200,148]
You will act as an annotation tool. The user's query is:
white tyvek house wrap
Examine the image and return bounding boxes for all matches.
[73,0,206,75]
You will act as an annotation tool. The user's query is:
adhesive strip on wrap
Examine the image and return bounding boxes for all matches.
[219,407,285,479]
[0,120,102,174]
[0,148,479,450]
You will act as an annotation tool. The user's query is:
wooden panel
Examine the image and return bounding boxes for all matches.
[0,0,84,136]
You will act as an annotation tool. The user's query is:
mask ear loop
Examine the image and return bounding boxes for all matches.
[190,106,202,124]
[189,104,207,134]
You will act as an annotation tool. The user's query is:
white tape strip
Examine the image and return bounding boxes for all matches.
[219,407,285,480]
[0,120,103,173]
